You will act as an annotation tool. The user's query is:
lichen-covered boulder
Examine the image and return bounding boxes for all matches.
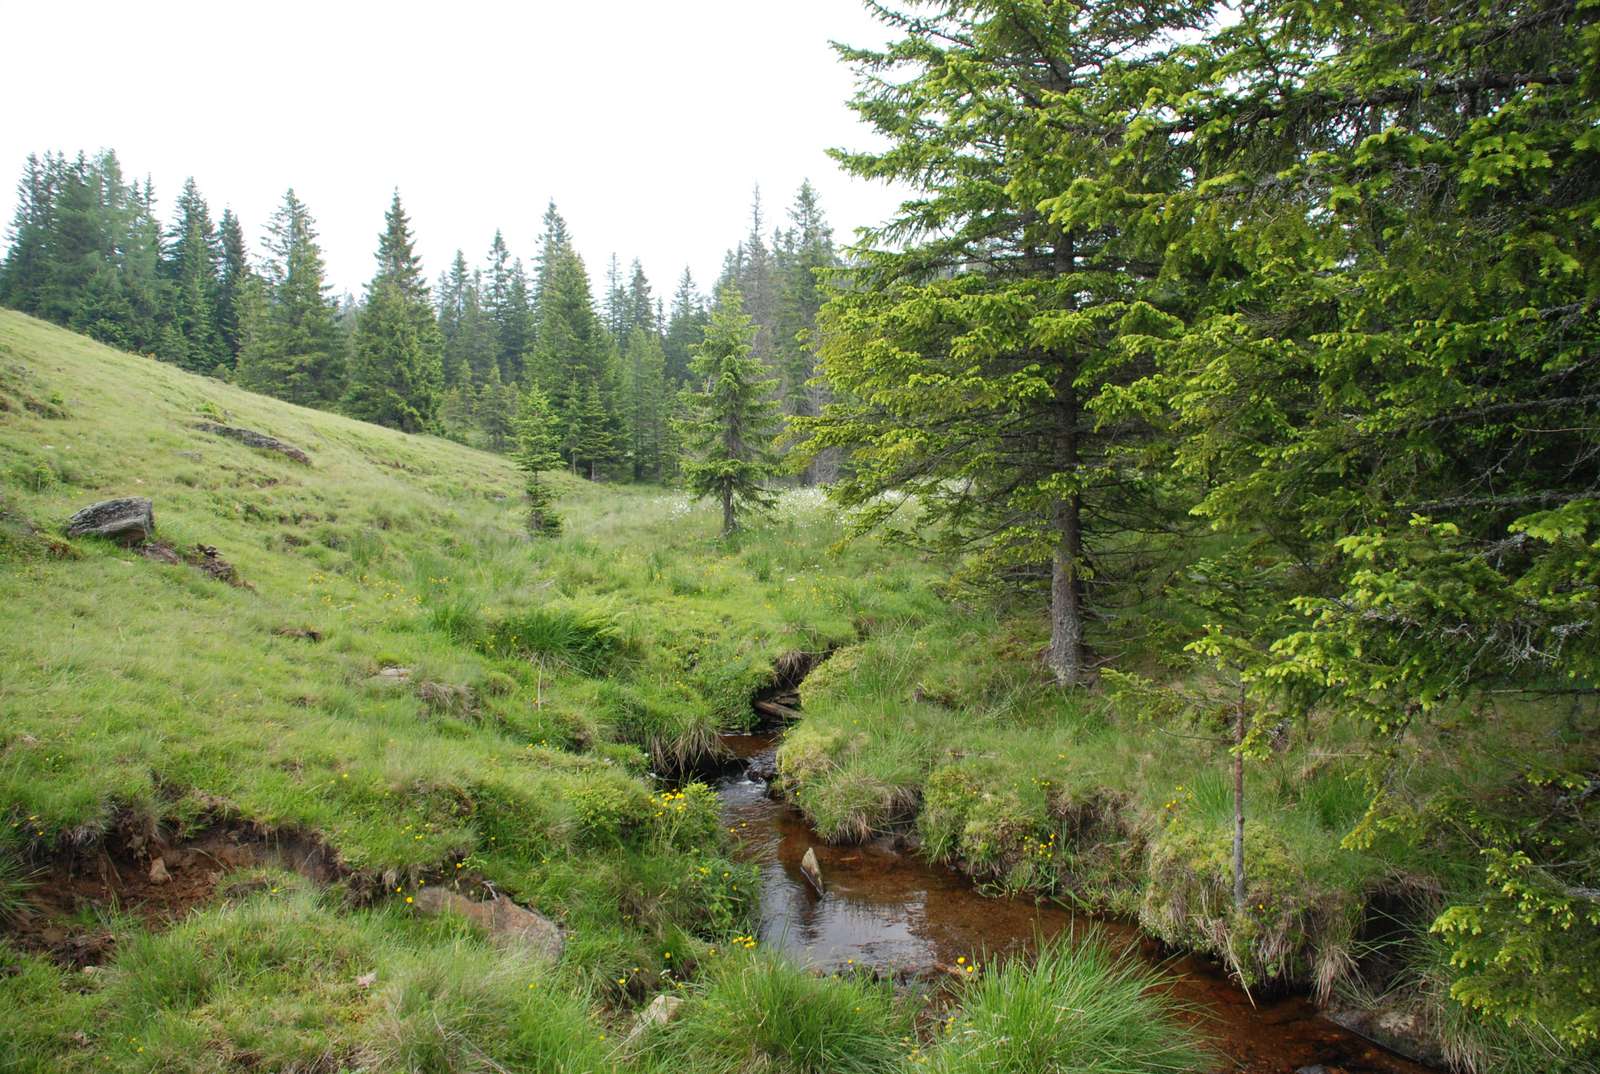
[64,497,153,545]
[195,422,311,465]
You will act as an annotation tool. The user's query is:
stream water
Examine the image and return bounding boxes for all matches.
[717,730,1434,1074]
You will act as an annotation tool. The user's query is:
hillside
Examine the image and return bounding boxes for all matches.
[0,310,1591,1074]
[0,309,955,1071]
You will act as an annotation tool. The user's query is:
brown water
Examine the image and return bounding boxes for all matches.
[717,731,1434,1074]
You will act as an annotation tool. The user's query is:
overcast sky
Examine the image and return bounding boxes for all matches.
[0,0,906,301]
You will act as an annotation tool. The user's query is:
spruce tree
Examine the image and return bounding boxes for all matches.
[797,3,1188,685]
[215,208,251,367]
[621,326,668,481]
[663,267,707,386]
[436,249,469,386]
[498,259,534,384]
[343,190,444,431]
[165,177,224,372]
[514,385,563,535]
[237,188,343,406]
[681,286,780,536]
[735,187,776,362]
[773,180,839,481]
[530,238,614,475]
[0,152,60,314]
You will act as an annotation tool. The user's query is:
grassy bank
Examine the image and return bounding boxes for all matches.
[775,603,1595,1072]
[0,310,1217,1073]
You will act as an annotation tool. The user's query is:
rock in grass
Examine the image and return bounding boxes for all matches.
[411,887,563,962]
[64,497,153,545]
[800,847,824,894]
[625,994,684,1045]
[194,422,311,464]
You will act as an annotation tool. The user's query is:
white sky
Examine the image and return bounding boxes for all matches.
[0,0,907,300]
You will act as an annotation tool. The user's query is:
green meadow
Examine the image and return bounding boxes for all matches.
[0,309,1587,1072]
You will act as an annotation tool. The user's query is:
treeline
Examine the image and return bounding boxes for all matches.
[794,0,1598,1055]
[0,151,838,482]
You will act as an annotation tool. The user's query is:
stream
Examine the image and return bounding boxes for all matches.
[716,729,1434,1074]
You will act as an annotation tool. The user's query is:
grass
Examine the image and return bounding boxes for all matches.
[924,936,1209,1074]
[0,311,1216,1073]
[2,309,1587,1071]
[640,951,910,1074]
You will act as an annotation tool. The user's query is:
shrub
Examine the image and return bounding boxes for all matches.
[568,774,655,847]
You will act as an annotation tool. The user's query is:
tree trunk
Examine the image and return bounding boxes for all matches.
[1232,699,1247,910]
[1047,498,1087,685]
[722,486,735,537]
[1046,231,1087,687]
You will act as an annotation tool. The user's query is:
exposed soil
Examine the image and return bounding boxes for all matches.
[5,818,343,969]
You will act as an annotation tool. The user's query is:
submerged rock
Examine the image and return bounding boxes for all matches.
[411,887,563,962]
[800,847,824,894]
[64,497,153,544]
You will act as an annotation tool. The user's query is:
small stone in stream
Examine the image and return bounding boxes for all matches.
[148,857,170,885]
[800,847,824,894]
[194,422,311,464]
[64,497,154,545]
[411,887,563,963]
[624,994,684,1045]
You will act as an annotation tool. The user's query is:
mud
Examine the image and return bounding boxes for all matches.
[5,819,343,969]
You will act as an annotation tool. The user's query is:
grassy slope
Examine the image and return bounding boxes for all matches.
[0,310,1582,1072]
[0,309,964,1072]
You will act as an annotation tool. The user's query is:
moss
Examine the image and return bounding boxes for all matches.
[1140,813,1362,993]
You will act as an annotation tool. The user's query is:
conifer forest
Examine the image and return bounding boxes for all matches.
[0,2,1596,1073]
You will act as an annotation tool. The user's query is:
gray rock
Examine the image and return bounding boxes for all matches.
[1325,1004,1444,1067]
[372,666,412,686]
[412,887,563,963]
[195,422,311,465]
[64,498,153,544]
[625,994,684,1045]
[147,857,170,885]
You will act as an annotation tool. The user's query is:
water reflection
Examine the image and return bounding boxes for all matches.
[715,733,1434,1074]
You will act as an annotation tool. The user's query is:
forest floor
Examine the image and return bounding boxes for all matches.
[0,309,1584,1073]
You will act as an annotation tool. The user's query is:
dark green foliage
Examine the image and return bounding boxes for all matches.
[343,191,443,432]
[514,384,563,535]
[529,231,617,478]
[664,266,708,386]
[796,5,1186,686]
[0,153,59,315]
[215,208,250,366]
[621,326,668,480]
[164,177,225,372]
[237,188,343,406]
[681,286,780,536]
